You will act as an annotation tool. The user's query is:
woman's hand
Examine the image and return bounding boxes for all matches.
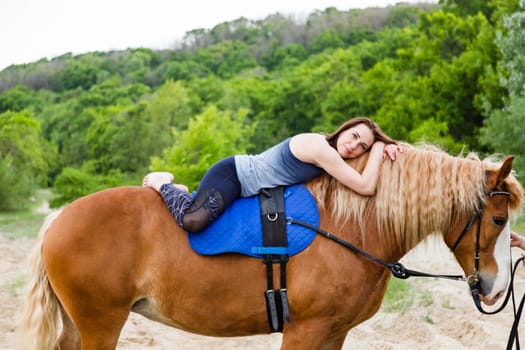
[510,231,525,266]
[384,144,403,161]
[511,231,525,249]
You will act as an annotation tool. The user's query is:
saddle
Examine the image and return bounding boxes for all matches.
[188,184,318,258]
[187,184,319,332]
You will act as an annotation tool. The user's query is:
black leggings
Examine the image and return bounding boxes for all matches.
[160,156,241,232]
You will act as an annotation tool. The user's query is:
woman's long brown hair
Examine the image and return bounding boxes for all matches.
[324,117,397,149]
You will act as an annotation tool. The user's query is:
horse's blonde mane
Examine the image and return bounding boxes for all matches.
[307,143,524,251]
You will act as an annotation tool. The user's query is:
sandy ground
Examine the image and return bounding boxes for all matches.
[1,222,525,349]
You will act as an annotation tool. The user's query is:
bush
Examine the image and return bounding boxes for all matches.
[49,166,123,208]
[0,160,35,210]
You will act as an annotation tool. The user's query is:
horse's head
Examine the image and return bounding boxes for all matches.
[446,155,523,306]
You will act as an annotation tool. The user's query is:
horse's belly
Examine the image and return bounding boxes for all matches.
[140,253,272,336]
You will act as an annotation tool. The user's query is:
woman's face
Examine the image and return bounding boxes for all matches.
[336,123,374,159]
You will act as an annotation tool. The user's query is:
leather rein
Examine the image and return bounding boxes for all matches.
[288,189,524,349]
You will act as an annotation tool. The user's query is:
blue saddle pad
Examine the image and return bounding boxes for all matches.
[188,184,319,258]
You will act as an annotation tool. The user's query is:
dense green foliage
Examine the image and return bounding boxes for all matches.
[0,110,55,209]
[0,1,523,209]
[150,106,255,190]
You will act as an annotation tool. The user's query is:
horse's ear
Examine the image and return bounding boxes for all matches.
[487,155,514,190]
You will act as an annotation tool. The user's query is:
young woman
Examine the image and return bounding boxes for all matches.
[143,117,402,232]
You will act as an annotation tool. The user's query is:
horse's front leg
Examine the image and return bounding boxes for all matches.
[280,319,347,350]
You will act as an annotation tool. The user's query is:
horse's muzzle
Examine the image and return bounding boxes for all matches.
[479,272,507,306]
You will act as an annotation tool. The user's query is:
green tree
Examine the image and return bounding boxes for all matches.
[195,40,258,78]
[118,48,162,85]
[149,106,255,190]
[0,85,33,113]
[308,30,345,54]
[0,110,54,210]
[39,79,150,172]
[186,75,225,106]
[359,10,497,150]
[49,163,124,208]
[316,80,362,132]
[78,78,151,107]
[153,60,211,81]
[217,76,284,152]
[480,3,525,181]
[40,100,96,169]
[480,98,525,175]
[262,43,307,71]
[57,61,98,91]
[86,102,158,175]
[408,118,458,151]
[439,0,494,18]
[146,80,199,131]
[495,8,525,98]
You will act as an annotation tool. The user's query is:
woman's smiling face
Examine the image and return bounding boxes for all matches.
[336,123,375,159]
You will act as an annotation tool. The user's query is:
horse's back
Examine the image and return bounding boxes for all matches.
[44,186,178,260]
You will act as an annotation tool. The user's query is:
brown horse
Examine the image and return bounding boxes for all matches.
[19,145,523,350]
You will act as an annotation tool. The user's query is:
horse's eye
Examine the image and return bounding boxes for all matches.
[492,216,507,226]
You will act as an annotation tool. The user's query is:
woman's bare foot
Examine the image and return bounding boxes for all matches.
[143,172,190,193]
[143,172,174,192]
[173,184,189,192]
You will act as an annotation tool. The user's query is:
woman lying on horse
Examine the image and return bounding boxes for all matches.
[143,117,403,232]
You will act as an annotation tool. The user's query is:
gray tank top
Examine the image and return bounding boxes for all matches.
[235,138,324,197]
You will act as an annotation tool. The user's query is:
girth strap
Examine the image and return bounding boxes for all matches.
[258,187,291,332]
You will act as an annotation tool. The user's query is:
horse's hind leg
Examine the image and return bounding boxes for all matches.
[57,305,80,349]
[62,302,130,350]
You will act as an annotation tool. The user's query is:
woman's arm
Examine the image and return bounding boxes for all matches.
[320,141,385,196]
[292,134,386,196]
[511,231,525,250]
[511,231,525,266]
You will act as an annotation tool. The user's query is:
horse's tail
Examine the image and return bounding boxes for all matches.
[18,210,63,350]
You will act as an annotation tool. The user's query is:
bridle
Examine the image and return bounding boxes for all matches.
[288,188,524,349]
